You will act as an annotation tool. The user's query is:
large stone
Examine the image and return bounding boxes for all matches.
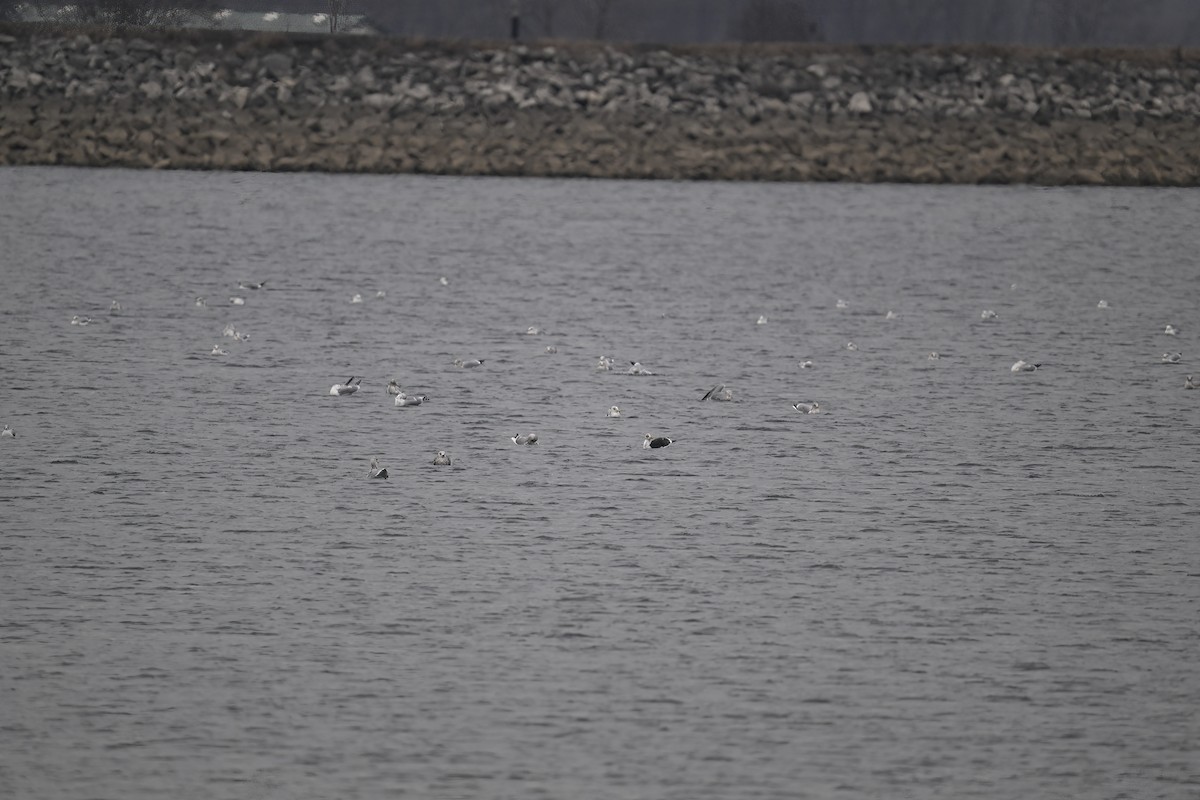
[848,92,873,114]
[261,52,294,80]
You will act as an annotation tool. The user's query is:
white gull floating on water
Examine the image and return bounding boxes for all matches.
[330,377,361,395]
[607,405,622,417]
[229,297,245,306]
[369,456,388,479]
[511,433,539,445]
[757,315,768,325]
[643,433,673,449]
[239,281,266,290]
[70,315,93,326]
[836,299,848,309]
[433,451,452,465]
[394,392,427,407]
[628,361,654,375]
[210,344,228,356]
[845,342,859,351]
[1186,375,1195,390]
[454,358,484,368]
[792,401,821,414]
[1011,360,1041,372]
[1097,299,1110,309]
[1162,352,1182,364]
[386,379,402,396]
[981,309,998,320]
[109,300,122,314]
[701,384,733,402]
[928,351,941,360]
[596,355,615,371]
[1164,324,1178,336]
[799,360,814,369]
[1,425,14,438]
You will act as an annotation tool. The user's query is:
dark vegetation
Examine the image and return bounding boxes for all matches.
[3,0,1200,46]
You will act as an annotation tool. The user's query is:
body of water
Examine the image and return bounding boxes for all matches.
[1,167,1198,799]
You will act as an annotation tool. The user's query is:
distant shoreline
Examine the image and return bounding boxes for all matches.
[3,24,1199,185]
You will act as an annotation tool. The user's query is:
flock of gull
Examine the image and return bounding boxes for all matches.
[5,287,1193,461]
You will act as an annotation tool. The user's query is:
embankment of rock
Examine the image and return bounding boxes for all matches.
[2,25,1199,184]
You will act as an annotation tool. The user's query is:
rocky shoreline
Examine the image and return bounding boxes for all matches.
[2,25,1199,184]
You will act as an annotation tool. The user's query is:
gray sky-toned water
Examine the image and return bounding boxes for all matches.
[1,167,1198,799]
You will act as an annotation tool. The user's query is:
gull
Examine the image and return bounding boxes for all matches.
[526,326,543,335]
[757,315,768,325]
[194,296,207,307]
[394,392,427,407]
[701,384,733,402]
[885,310,898,319]
[229,296,245,305]
[800,360,814,369]
[643,433,673,449]
[928,351,941,360]
[439,276,449,286]
[1011,360,1041,372]
[792,401,821,414]
[846,342,858,351]
[109,300,122,314]
[836,299,848,309]
[1164,325,1177,336]
[386,379,402,396]
[607,405,622,417]
[511,433,539,445]
[545,345,558,354]
[454,358,484,368]
[211,344,228,356]
[1097,299,1110,308]
[432,451,452,466]
[981,309,998,320]
[351,293,363,304]
[368,456,388,479]
[1,425,14,438]
[1186,375,1195,390]
[375,290,386,298]
[628,361,654,375]
[596,355,615,371]
[1162,352,1182,364]
[70,315,93,326]
[330,377,361,395]
[238,281,266,290]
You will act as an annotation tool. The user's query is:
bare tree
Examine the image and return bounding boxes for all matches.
[327,0,348,33]
[576,0,619,40]
[526,0,566,37]
[1044,0,1117,45]
[736,0,819,42]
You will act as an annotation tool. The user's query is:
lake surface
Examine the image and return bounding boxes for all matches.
[1,167,1198,799]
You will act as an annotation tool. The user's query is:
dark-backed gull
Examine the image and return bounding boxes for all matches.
[369,456,388,479]
[643,433,673,449]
